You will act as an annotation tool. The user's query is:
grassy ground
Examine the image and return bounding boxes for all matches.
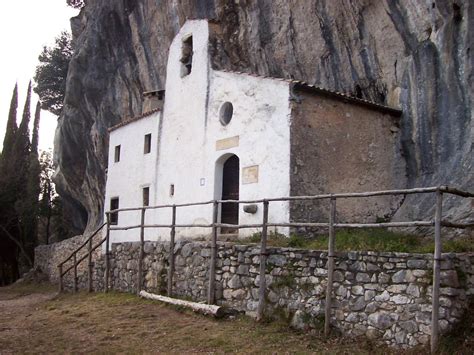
[237,229,474,253]
[1,282,472,354]
[0,281,433,354]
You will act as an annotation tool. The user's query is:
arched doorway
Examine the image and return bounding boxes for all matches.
[219,155,239,233]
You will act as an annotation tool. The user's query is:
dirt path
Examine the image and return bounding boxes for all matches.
[0,283,57,343]
[0,283,442,354]
[0,290,56,306]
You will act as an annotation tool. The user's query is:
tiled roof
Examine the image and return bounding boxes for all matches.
[108,108,161,132]
[218,69,402,116]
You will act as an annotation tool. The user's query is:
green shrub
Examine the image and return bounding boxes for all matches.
[287,234,306,248]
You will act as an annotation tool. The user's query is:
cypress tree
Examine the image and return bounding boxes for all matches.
[24,101,42,252]
[2,84,18,156]
[9,81,32,203]
[12,82,34,266]
[0,83,24,216]
[31,101,41,154]
[0,84,21,283]
[16,81,32,156]
[13,81,32,188]
[0,82,42,281]
[0,84,44,281]
[0,81,32,208]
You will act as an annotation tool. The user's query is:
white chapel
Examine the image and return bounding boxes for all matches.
[104,19,404,243]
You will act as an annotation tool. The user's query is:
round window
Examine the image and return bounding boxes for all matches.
[219,102,233,126]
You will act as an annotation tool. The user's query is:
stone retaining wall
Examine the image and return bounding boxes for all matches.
[35,238,474,348]
[35,234,102,287]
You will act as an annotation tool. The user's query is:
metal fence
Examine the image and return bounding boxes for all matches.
[58,185,473,353]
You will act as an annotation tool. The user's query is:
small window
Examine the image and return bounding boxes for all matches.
[110,197,119,225]
[219,102,234,126]
[142,187,150,207]
[169,184,175,197]
[144,134,151,154]
[114,145,121,162]
[180,36,193,77]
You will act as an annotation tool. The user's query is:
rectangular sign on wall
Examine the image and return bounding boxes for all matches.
[242,165,259,184]
[216,136,239,150]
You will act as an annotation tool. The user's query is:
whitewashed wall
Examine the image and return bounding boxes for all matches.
[152,20,213,239]
[154,20,292,239]
[104,113,160,244]
[206,71,291,236]
[105,19,292,243]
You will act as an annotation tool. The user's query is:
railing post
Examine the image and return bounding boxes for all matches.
[58,264,63,293]
[138,208,146,295]
[104,213,111,293]
[256,200,269,322]
[73,253,78,293]
[325,196,336,336]
[208,201,219,304]
[88,230,93,293]
[167,205,176,297]
[431,189,443,354]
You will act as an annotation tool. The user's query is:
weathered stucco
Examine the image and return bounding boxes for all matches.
[105,112,160,242]
[106,20,292,241]
[289,89,406,226]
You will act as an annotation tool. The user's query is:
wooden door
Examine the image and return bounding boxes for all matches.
[221,155,239,231]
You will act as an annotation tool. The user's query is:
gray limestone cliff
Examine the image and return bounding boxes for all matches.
[54,0,473,234]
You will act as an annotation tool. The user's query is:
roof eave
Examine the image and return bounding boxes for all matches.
[291,83,402,117]
[108,108,161,133]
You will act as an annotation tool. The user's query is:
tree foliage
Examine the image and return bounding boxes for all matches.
[0,87,20,284]
[14,81,32,173]
[0,87,72,284]
[34,32,73,116]
[3,84,18,156]
[22,100,42,254]
[0,84,40,284]
[66,0,85,9]
[37,150,72,245]
[31,102,41,154]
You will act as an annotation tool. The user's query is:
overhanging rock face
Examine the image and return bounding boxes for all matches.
[35,239,474,348]
[55,0,473,233]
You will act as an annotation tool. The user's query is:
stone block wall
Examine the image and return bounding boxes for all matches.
[35,238,474,348]
[289,90,406,225]
[35,233,103,289]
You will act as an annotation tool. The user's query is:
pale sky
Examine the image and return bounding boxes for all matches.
[0,1,79,153]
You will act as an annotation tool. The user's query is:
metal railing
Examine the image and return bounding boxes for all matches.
[58,185,473,353]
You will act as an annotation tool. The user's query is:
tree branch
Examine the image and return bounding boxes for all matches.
[0,225,33,267]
